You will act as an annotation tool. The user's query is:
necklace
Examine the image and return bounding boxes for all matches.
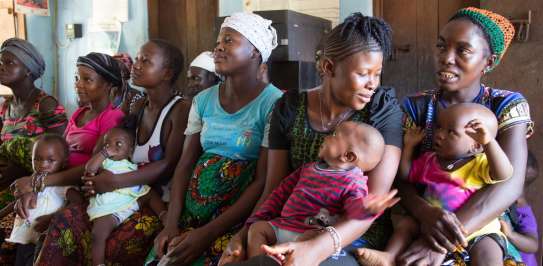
[444,155,474,170]
[10,88,36,118]
[318,89,353,131]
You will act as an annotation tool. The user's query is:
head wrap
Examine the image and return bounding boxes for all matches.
[221,12,278,62]
[77,52,122,86]
[189,51,217,76]
[0,38,45,80]
[451,7,515,67]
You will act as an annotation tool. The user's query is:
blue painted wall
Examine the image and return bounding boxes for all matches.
[26,0,148,114]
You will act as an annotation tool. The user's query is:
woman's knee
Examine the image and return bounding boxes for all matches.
[469,236,503,266]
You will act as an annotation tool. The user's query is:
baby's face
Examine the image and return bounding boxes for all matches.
[33,141,65,174]
[433,112,477,159]
[104,129,133,160]
[319,125,351,167]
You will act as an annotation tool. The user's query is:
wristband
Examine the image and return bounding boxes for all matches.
[100,148,110,159]
[325,226,342,258]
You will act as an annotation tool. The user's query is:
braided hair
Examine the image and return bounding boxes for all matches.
[317,12,392,67]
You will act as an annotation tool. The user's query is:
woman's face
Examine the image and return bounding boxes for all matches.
[132,41,169,88]
[0,51,30,86]
[75,66,110,105]
[214,27,258,76]
[434,19,492,92]
[185,67,217,98]
[327,50,383,111]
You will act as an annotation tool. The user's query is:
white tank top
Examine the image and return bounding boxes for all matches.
[132,96,182,164]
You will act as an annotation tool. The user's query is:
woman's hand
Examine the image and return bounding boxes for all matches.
[81,170,117,195]
[261,239,324,266]
[164,227,215,265]
[218,232,245,265]
[14,192,37,219]
[10,176,32,198]
[397,238,446,266]
[154,225,180,258]
[418,206,467,253]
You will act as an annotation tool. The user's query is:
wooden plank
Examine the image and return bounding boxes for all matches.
[147,0,159,39]
[381,0,418,99]
[438,0,480,32]
[416,0,438,91]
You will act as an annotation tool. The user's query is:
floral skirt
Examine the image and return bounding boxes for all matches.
[146,153,256,266]
[34,203,161,266]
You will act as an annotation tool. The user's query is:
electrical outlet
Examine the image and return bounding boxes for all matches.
[65,23,83,40]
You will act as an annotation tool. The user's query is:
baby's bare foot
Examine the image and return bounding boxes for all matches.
[355,248,395,266]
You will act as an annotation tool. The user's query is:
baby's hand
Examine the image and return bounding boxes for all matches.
[404,127,425,147]
[363,189,400,215]
[465,119,492,145]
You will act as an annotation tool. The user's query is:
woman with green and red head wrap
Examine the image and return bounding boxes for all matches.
[397,7,532,266]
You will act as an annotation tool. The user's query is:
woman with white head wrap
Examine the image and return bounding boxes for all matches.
[149,12,283,266]
[183,51,220,99]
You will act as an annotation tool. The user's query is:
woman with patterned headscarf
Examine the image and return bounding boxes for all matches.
[397,7,532,265]
[0,38,67,265]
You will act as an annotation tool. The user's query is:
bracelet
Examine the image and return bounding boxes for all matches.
[325,226,342,258]
[38,172,47,192]
[100,148,110,159]
[32,172,47,193]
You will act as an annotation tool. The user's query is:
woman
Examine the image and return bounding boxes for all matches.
[150,12,283,266]
[29,39,189,265]
[397,8,532,265]
[111,52,145,114]
[7,52,125,265]
[0,38,67,187]
[220,13,403,266]
[182,51,220,99]
[0,38,67,264]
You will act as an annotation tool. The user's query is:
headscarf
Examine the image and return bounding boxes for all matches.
[451,7,515,67]
[76,52,122,86]
[0,38,45,80]
[221,12,278,62]
[189,51,217,76]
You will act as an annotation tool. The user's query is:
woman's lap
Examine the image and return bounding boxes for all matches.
[34,203,161,265]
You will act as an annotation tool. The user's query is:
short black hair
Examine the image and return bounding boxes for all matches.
[319,12,392,63]
[35,134,69,159]
[149,39,184,85]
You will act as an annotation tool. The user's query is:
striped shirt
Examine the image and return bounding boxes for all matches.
[248,162,368,233]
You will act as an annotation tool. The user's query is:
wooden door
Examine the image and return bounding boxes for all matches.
[148,0,218,88]
[376,0,479,100]
[0,0,25,95]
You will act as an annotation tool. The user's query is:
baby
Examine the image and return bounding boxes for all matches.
[499,150,539,266]
[85,127,164,266]
[246,121,397,260]
[357,103,514,266]
[7,134,81,245]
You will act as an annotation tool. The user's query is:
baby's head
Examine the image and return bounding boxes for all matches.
[103,127,135,161]
[525,150,539,188]
[318,121,385,171]
[433,103,497,159]
[32,134,69,174]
